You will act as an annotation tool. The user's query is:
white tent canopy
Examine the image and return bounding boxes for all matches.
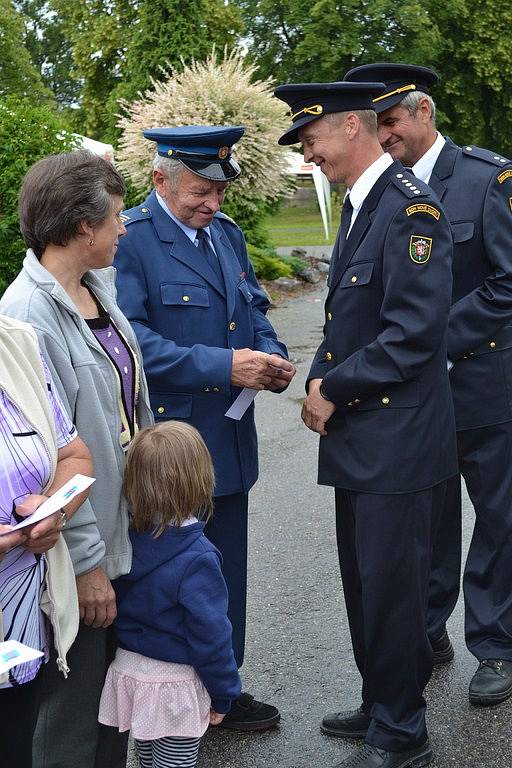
[76,135,114,162]
[285,151,332,240]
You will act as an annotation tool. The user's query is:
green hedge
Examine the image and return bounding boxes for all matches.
[0,98,77,294]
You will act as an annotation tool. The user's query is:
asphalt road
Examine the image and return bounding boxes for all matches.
[130,279,512,768]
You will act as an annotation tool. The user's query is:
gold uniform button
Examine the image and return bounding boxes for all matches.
[157,406,165,414]
[354,398,360,404]
[348,401,353,407]
[326,352,332,361]
[212,386,220,392]
[382,396,390,405]
[490,341,496,348]
[182,295,190,302]
[229,321,236,331]
[351,275,358,283]
[327,312,333,320]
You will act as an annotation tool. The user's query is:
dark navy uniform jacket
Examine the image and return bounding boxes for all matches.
[114,190,288,496]
[428,138,512,430]
[309,160,458,494]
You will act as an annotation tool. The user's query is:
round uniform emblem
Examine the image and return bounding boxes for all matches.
[218,146,229,160]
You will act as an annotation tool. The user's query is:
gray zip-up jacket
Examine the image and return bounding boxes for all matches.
[0,251,154,579]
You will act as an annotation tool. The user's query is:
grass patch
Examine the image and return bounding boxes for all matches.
[263,204,337,247]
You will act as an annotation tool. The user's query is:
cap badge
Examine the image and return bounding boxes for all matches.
[218,146,229,159]
[409,235,432,264]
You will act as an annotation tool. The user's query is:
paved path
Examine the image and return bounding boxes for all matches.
[130,280,512,768]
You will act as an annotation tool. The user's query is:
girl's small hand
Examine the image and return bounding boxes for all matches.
[209,709,225,726]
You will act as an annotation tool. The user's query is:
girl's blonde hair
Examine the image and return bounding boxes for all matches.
[123,420,215,536]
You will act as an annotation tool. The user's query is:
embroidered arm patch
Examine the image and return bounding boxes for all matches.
[406,204,440,220]
[409,235,432,264]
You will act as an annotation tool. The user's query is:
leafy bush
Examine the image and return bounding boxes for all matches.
[246,244,293,281]
[115,49,294,248]
[0,98,77,294]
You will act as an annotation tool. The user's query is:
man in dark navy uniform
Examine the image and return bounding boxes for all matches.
[345,62,512,707]
[274,81,456,768]
[113,125,295,730]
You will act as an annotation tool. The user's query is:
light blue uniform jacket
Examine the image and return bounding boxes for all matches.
[114,190,288,496]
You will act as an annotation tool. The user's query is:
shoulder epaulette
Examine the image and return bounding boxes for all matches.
[214,211,239,228]
[462,145,510,167]
[119,204,153,226]
[390,170,432,199]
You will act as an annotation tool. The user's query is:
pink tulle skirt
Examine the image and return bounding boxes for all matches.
[98,648,211,740]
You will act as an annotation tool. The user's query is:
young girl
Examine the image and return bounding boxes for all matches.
[98,420,241,768]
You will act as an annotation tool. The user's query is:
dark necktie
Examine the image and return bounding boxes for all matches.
[196,229,223,284]
[336,195,354,262]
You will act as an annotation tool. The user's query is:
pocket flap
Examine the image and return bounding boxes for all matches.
[237,279,254,303]
[451,221,474,243]
[160,283,210,307]
[150,392,193,419]
[341,262,374,288]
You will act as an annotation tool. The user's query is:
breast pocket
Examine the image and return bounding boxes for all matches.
[340,262,374,288]
[450,221,474,244]
[160,283,210,308]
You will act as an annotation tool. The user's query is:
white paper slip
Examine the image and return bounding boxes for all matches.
[0,640,44,674]
[225,388,258,420]
[2,474,95,534]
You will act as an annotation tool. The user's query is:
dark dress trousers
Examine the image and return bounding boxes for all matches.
[114,190,288,665]
[426,140,512,661]
[309,160,457,751]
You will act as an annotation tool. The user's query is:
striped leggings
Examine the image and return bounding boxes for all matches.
[135,736,201,768]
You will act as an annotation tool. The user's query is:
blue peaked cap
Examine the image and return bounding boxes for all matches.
[144,125,245,181]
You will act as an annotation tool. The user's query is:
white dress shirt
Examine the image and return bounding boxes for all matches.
[412,132,446,184]
[346,153,394,236]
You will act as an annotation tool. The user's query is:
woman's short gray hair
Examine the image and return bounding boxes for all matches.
[18,149,126,259]
[152,154,183,191]
[401,91,436,123]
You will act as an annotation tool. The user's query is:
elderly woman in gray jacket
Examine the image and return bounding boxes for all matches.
[0,149,153,768]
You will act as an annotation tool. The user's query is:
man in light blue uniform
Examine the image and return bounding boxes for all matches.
[114,125,295,731]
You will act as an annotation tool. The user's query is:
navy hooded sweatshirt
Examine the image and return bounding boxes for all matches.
[113,521,241,713]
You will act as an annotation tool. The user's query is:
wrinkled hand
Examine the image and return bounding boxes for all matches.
[0,525,27,559]
[209,709,226,726]
[301,379,336,435]
[16,494,64,555]
[231,349,295,390]
[264,360,297,392]
[76,567,117,628]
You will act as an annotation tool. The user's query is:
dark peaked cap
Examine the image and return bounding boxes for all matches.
[274,81,386,145]
[344,63,439,113]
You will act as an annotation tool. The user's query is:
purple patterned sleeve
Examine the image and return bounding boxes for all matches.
[39,355,78,448]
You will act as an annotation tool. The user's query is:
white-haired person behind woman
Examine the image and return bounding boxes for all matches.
[0,149,153,768]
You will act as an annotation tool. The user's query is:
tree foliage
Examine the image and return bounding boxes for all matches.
[0,0,52,101]
[15,0,80,108]
[0,98,78,294]
[116,50,293,244]
[235,0,512,155]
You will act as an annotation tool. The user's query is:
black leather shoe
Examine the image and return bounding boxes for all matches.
[469,659,512,705]
[334,740,433,768]
[430,629,454,666]
[321,707,370,738]
[217,692,280,731]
